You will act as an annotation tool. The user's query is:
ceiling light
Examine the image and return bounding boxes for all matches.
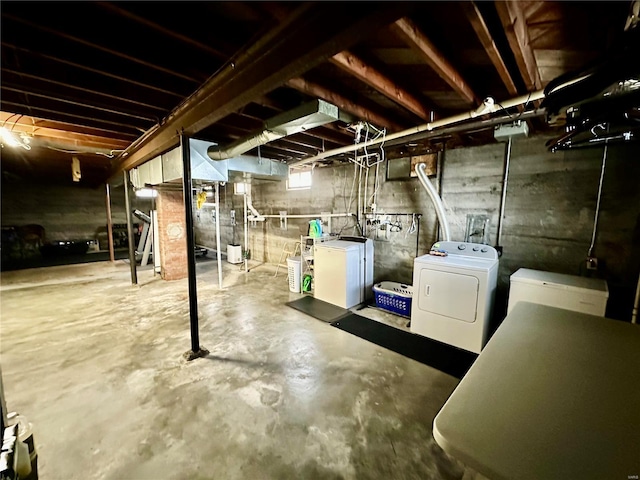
[0,126,31,150]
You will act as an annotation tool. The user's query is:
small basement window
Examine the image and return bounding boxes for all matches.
[287,168,312,190]
[135,188,157,198]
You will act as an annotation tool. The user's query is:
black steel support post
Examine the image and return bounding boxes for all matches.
[181,133,209,361]
[123,170,138,285]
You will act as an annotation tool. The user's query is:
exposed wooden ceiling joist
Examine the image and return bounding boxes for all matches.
[390,17,479,106]
[0,112,136,141]
[95,2,231,60]
[462,2,520,96]
[112,2,413,176]
[1,1,627,184]
[3,13,202,85]
[287,132,339,151]
[1,68,168,113]
[495,0,542,91]
[1,100,147,133]
[1,85,158,123]
[330,50,434,121]
[1,124,129,151]
[297,124,353,147]
[1,42,186,99]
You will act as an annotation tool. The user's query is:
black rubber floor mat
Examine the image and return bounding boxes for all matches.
[331,314,477,379]
[286,296,351,323]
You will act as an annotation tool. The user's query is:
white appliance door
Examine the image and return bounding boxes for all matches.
[417,269,479,323]
[314,246,361,308]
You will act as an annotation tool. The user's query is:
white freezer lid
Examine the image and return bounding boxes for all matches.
[314,240,361,251]
[510,268,608,297]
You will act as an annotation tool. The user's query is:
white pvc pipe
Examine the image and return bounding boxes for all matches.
[289,89,546,168]
[258,213,352,218]
[416,162,451,241]
[245,183,265,221]
[496,137,512,246]
[632,272,640,324]
[243,192,248,273]
[215,182,223,289]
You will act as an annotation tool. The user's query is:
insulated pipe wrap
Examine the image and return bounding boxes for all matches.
[416,162,451,242]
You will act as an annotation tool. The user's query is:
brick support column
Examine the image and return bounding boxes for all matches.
[156,190,188,281]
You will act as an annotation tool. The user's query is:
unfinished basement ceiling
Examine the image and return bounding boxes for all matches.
[0,1,635,187]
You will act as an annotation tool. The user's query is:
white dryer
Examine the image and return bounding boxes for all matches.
[411,241,499,354]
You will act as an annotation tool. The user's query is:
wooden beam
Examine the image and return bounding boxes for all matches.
[268,139,318,157]
[9,125,129,150]
[3,13,201,84]
[1,85,158,123]
[2,42,185,99]
[0,113,131,150]
[0,112,137,140]
[330,50,434,121]
[494,0,542,91]
[1,68,169,113]
[288,132,341,151]
[111,2,412,175]
[302,125,353,146]
[1,101,146,133]
[391,17,478,106]
[96,2,231,60]
[462,2,520,96]
[286,77,403,132]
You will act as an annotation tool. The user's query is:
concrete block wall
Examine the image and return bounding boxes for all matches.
[252,164,433,280]
[1,179,151,242]
[192,185,245,257]
[156,190,188,281]
[192,134,640,321]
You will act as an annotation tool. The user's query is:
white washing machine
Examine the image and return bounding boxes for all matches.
[411,241,499,354]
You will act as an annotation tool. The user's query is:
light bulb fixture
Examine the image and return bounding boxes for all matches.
[0,126,31,150]
[72,156,81,182]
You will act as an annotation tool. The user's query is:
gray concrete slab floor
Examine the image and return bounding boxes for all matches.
[1,259,481,480]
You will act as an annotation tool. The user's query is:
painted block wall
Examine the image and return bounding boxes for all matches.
[194,134,640,322]
[440,136,640,321]
[192,185,245,256]
[1,179,151,242]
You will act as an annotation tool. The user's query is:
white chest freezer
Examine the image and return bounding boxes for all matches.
[313,238,373,309]
[507,268,608,316]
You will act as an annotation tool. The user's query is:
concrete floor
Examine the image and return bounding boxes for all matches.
[1,258,482,480]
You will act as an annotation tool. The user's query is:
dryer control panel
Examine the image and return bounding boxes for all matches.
[431,241,498,260]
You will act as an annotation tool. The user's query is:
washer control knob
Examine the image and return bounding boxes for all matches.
[457,244,466,250]
[473,247,480,251]
[481,247,488,253]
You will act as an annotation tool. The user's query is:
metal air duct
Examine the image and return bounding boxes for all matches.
[207,99,343,161]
